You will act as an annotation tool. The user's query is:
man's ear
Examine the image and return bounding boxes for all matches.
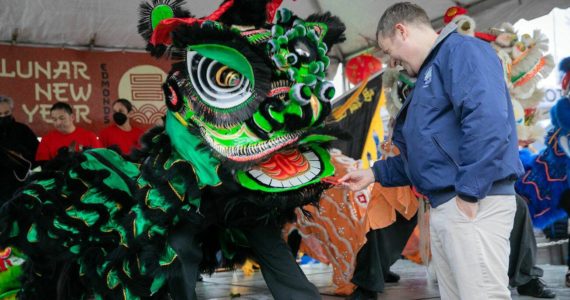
[394,23,407,40]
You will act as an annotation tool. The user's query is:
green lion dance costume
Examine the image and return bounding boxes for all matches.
[0,0,346,299]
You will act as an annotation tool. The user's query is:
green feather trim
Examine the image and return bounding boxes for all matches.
[165,112,221,187]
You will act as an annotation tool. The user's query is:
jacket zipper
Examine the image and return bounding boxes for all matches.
[431,136,459,170]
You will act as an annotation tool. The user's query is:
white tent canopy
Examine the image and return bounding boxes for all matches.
[2,0,569,61]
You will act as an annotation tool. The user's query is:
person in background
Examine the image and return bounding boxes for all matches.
[99,98,144,155]
[36,101,101,164]
[509,194,556,298]
[0,95,38,203]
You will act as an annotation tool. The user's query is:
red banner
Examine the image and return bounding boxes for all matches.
[0,45,172,137]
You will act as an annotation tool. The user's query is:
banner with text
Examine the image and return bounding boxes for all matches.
[331,72,384,165]
[0,45,172,137]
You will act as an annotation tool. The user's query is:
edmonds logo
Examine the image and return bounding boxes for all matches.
[118,65,167,125]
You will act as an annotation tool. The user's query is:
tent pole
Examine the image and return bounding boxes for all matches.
[0,41,146,53]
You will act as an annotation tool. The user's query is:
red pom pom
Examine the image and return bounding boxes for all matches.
[345,54,382,85]
[443,6,468,24]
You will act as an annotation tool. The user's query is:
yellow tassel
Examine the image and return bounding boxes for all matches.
[241,259,260,276]
[332,76,370,120]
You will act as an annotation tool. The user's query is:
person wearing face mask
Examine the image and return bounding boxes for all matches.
[35,102,102,164]
[0,95,39,203]
[98,98,144,155]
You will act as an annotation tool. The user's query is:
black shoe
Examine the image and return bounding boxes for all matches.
[346,287,377,300]
[384,270,400,283]
[517,278,556,298]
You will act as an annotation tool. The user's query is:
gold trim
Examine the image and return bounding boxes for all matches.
[332,76,370,120]
[167,181,184,201]
[160,253,178,267]
[215,66,229,85]
[173,112,188,127]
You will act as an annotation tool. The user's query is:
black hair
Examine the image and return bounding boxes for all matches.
[113,98,133,112]
[50,102,73,114]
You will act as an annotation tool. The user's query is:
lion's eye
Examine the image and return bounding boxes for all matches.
[187,51,254,110]
[290,37,316,63]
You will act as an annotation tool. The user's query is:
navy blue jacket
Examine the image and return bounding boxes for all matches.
[372,29,524,208]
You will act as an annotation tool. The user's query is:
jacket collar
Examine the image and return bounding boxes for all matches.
[417,22,458,74]
[394,23,458,122]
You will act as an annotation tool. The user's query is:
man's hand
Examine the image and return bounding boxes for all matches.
[339,169,375,191]
[455,196,479,220]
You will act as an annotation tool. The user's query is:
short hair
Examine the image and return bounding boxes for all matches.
[0,95,14,109]
[50,102,73,114]
[113,98,133,112]
[376,2,431,39]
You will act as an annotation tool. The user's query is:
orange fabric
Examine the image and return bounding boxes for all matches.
[290,148,420,295]
[365,183,418,230]
[402,226,423,264]
[291,151,369,295]
[366,146,418,230]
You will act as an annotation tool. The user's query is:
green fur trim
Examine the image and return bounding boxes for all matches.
[165,112,221,187]
[77,149,140,195]
[0,290,18,300]
[151,5,175,30]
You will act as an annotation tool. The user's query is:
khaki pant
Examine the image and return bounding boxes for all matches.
[430,195,516,299]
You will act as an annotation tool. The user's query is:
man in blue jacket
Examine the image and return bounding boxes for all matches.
[340,2,524,299]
